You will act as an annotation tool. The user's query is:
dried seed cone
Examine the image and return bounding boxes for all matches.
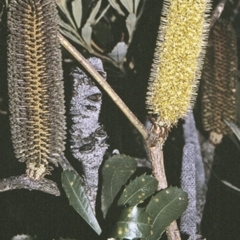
[8,0,66,180]
[201,20,237,144]
[146,0,211,128]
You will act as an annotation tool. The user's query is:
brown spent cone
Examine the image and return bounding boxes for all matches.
[201,20,237,144]
[7,0,66,180]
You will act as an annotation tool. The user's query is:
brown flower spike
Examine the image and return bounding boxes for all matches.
[201,20,237,144]
[8,0,66,180]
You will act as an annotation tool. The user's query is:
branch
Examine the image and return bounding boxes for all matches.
[146,125,181,240]
[58,33,149,141]
[0,174,60,196]
[147,143,181,240]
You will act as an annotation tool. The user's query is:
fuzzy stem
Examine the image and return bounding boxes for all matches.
[58,33,148,141]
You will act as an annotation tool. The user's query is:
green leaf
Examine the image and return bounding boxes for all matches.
[101,155,137,218]
[108,42,128,63]
[71,0,82,29]
[120,0,133,13]
[81,22,92,47]
[111,206,151,239]
[62,170,102,235]
[222,180,240,192]
[145,187,188,240]
[134,0,141,13]
[58,16,76,33]
[126,13,137,43]
[57,0,77,30]
[118,175,158,206]
[59,28,83,46]
[108,0,125,15]
[87,0,102,24]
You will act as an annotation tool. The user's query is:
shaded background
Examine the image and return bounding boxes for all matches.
[1,0,240,239]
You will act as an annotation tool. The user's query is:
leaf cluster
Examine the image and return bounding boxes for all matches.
[57,0,146,69]
[61,155,188,240]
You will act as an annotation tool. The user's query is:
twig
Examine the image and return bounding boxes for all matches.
[58,33,149,141]
[210,0,227,28]
[0,174,60,196]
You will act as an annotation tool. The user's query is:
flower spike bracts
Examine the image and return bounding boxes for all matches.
[146,0,211,128]
[7,0,66,180]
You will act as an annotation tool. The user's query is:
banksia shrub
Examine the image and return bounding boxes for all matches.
[201,20,237,144]
[7,0,66,180]
[146,0,211,128]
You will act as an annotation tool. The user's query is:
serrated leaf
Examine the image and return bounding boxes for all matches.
[111,206,151,239]
[118,175,158,206]
[145,187,188,240]
[126,13,137,43]
[120,0,133,13]
[108,0,125,15]
[71,0,82,28]
[108,42,128,63]
[62,170,102,235]
[101,155,137,218]
[81,22,92,47]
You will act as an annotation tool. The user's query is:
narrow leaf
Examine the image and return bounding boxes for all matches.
[108,0,125,15]
[62,170,102,235]
[111,206,151,239]
[87,0,102,24]
[81,22,93,47]
[108,42,128,63]
[101,155,137,218]
[126,13,137,43]
[95,4,111,25]
[134,0,141,13]
[224,120,240,141]
[118,175,158,206]
[120,0,133,13]
[145,187,188,240]
[71,0,82,28]
[222,180,240,192]
[57,0,77,30]
[58,17,79,35]
[59,28,83,46]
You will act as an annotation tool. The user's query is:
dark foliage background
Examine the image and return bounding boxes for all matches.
[1,0,240,239]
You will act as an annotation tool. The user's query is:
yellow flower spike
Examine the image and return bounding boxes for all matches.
[146,0,212,128]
